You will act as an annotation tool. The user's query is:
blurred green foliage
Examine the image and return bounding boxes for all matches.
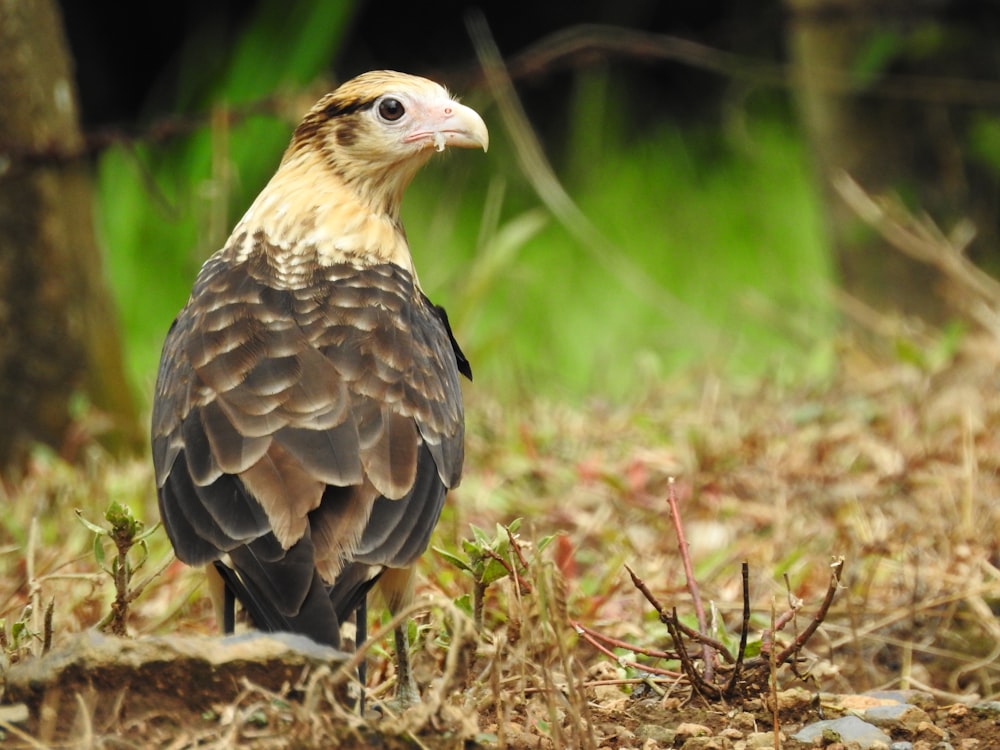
[95,0,834,411]
[97,0,356,403]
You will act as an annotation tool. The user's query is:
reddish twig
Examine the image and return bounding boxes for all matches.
[625,565,734,664]
[761,606,800,655]
[573,624,684,679]
[484,548,533,595]
[625,563,667,613]
[663,607,720,700]
[769,599,780,745]
[666,613,734,664]
[665,478,714,681]
[571,620,679,661]
[504,524,534,591]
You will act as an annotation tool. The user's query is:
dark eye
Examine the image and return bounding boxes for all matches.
[377,97,405,122]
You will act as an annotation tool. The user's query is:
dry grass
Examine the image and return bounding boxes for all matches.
[455,328,1000,696]
[2,321,1000,746]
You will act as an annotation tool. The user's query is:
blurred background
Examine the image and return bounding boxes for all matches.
[2,0,999,465]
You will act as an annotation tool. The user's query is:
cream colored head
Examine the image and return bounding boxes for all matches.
[288,70,489,213]
[233,71,488,272]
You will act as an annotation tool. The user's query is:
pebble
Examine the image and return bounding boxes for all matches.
[971,701,1000,717]
[745,731,781,748]
[791,715,892,748]
[635,724,675,745]
[865,703,932,731]
[675,723,712,740]
[865,690,937,710]
[678,737,731,750]
[729,711,758,732]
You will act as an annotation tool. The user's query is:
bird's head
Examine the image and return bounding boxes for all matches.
[234,71,488,272]
[287,71,488,213]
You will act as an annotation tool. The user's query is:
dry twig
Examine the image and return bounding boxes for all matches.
[665,477,714,680]
[775,557,845,667]
[724,563,751,698]
[833,171,1000,335]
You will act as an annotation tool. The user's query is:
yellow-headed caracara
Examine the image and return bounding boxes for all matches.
[151,71,487,703]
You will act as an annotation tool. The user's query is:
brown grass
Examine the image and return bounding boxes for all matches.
[2,320,1000,745]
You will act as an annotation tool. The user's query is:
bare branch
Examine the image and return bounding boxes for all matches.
[665,478,715,680]
[572,620,683,678]
[664,608,720,700]
[833,172,1000,335]
[724,562,751,697]
[495,23,1000,107]
[775,557,845,667]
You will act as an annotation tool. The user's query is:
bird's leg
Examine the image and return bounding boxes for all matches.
[377,567,421,707]
[356,595,368,714]
[206,562,236,635]
[223,583,235,635]
[393,622,420,707]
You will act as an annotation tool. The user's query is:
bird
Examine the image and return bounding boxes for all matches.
[150,70,487,705]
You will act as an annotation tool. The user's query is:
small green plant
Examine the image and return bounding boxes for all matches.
[435,518,554,631]
[76,501,162,636]
[0,600,53,663]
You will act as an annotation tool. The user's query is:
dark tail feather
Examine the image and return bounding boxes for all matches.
[326,561,382,624]
[219,531,343,648]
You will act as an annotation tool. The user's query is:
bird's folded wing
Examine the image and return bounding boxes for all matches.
[151,249,465,577]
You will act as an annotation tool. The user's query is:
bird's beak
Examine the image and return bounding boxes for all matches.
[405,99,489,154]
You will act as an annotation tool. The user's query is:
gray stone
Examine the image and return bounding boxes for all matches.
[865,703,932,731]
[4,629,350,732]
[791,715,892,748]
[971,701,1000,717]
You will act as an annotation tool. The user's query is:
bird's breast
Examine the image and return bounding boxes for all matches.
[229,159,416,275]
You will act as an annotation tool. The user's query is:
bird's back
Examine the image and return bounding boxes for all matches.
[150,69,485,650]
[152,237,466,646]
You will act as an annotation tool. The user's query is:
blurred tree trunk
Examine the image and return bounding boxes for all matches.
[785,0,1000,328]
[0,0,140,467]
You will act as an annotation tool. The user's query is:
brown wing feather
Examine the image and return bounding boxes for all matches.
[151,239,464,642]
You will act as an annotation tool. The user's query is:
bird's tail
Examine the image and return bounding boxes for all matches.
[217,530,343,648]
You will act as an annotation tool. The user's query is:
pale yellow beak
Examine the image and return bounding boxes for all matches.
[404,99,489,154]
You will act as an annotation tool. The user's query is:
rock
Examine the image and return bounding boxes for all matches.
[791,715,892,748]
[865,690,937,710]
[841,694,905,711]
[948,704,970,719]
[745,731,781,748]
[3,630,349,744]
[769,686,814,714]
[865,703,932,732]
[971,701,1000,718]
[676,722,712,740]
[680,737,732,750]
[914,720,948,742]
[635,723,676,744]
[729,711,758,732]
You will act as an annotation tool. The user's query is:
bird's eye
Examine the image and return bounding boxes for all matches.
[377,97,405,122]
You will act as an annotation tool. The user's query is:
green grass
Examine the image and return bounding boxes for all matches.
[93,1,834,408]
[96,0,357,404]
[401,106,834,401]
[98,102,834,408]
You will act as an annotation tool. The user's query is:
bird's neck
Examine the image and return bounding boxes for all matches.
[229,149,416,275]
